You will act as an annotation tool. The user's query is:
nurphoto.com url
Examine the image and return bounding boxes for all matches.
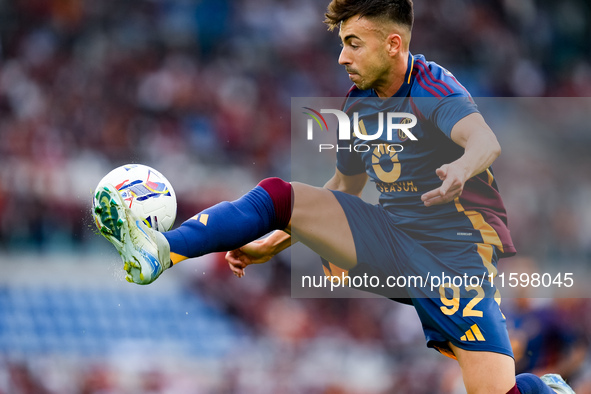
[300,272,574,292]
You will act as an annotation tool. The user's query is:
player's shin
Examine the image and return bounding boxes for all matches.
[163,178,292,264]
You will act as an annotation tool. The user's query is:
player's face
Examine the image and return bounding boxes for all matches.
[338,16,392,92]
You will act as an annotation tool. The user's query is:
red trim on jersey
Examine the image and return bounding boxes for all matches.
[345,85,357,96]
[415,59,454,95]
[341,85,361,112]
[415,71,443,98]
[343,99,363,114]
[457,174,516,257]
[446,72,475,103]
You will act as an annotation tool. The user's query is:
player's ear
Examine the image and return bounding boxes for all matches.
[386,33,402,57]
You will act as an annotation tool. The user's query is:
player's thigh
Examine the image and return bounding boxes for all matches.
[289,182,357,270]
[450,343,516,394]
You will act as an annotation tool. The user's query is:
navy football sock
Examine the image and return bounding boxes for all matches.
[163,178,292,263]
[515,373,554,393]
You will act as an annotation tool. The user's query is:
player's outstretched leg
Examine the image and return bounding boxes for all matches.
[94,177,293,284]
[93,183,172,284]
[163,177,292,265]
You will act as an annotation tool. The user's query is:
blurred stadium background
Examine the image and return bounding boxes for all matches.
[0,0,591,393]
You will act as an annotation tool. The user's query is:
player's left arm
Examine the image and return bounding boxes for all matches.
[421,112,501,207]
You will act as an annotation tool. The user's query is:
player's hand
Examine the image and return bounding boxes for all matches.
[226,239,274,278]
[421,163,470,207]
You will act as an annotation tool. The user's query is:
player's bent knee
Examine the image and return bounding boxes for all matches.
[451,344,516,394]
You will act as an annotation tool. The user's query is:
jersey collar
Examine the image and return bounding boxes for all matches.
[390,53,414,98]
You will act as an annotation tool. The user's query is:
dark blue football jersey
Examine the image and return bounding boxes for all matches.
[337,53,516,257]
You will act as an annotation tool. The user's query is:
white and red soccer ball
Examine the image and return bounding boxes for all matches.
[94,164,176,232]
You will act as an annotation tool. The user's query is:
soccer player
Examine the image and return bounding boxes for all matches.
[93,1,575,393]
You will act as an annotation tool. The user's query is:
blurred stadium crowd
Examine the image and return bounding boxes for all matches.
[1,0,591,393]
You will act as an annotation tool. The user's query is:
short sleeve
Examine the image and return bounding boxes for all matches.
[431,95,479,138]
[411,95,479,139]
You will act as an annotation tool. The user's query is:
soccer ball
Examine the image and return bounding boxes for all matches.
[93,164,176,232]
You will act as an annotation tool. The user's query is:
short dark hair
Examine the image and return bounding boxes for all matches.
[324,0,414,32]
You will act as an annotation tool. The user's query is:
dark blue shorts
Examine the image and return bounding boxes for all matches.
[330,191,513,358]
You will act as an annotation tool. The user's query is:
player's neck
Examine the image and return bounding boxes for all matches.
[374,51,409,98]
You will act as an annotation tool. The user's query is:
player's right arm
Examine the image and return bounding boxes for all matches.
[226,168,367,277]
